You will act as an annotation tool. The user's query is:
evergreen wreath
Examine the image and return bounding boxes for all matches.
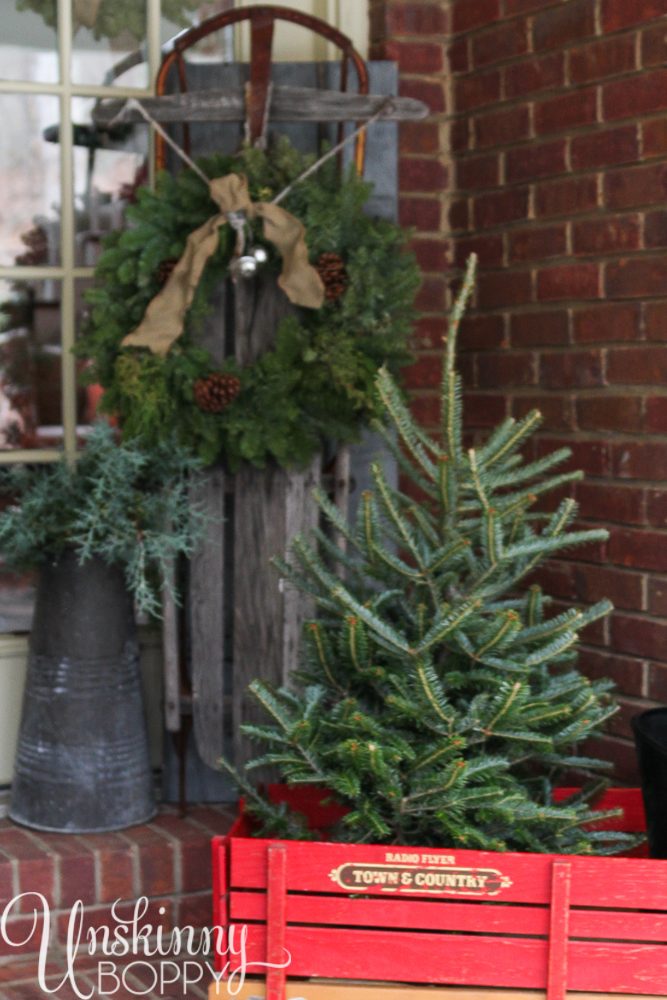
[78,138,421,469]
[219,256,637,856]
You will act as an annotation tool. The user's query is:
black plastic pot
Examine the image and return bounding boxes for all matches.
[9,550,156,833]
[632,707,667,858]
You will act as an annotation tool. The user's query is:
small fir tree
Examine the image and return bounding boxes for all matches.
[220,255,634,855]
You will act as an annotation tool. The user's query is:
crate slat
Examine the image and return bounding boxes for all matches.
[234,926,667,993]
[229,890,551,935]
[210,981,666,1000]
[229,839,667,910]
[228,889,667,943]
[213,788,665,997]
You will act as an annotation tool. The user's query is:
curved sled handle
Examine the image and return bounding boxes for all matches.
[156,5,369,176]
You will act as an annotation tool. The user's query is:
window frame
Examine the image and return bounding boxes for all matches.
[0,0,161,464]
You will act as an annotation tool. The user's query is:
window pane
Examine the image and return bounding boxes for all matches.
[161,0,234,57]
[72,97,149,267]
[75,275,103,436]
[71,0,149,87]
[0,0,58,85]
[0,93,61,268]
[0,277,64,450]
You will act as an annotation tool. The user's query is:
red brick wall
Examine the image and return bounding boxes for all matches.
[372,0,667,783]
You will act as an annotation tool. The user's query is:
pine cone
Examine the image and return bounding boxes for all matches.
[157,257,180,285]
[315,252,347,302]
[193,373,241,414]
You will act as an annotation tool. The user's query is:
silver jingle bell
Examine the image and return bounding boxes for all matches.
[252,245,269,265]
[237,255,258,277]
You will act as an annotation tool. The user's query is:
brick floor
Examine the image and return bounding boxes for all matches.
[0,954,217,999]
[0,804,238,997]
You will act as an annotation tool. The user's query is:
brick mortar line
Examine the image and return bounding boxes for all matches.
[142,822,184,896]
[454,51,658,82]
[18,829,65,911]
[453,251,667,267]
[451,158,667,186]
[453,111,667,136]
[451,95,667,130]
[450,10,667,42]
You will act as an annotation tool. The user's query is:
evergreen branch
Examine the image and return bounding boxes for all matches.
[331,585,413,654]
[427,538,470,572]
[475,612,521,657]
[485,681,522,731]
[310,526,366,581]
[248,680,295,733]
[410,504,440,547]
[370,419,439,501]
[487,449,572,488]
[416,661,455,725]
[371,461,424,566]
[502,528,609,563]
[376,368,437,480]
[416,599,482,653]
[521,631,579,666]
[489,730,553,747]
[271,554,339,612]
[313,487,363,553]
[445,253,477,379]
[483,410,543,468]
[372,544,423,580]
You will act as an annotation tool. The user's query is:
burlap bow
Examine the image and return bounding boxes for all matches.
[121,174,325,357]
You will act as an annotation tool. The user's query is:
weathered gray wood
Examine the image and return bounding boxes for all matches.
[233,460,288,773]
[283,454,321,684]
[334,443,351,573]
[234,270,298,366]
[158,61,396,791]
[93,86,428,127]
[232,272,295,771]
[190,466,226,769]
[190,279,227,769]
[162,570,181,734]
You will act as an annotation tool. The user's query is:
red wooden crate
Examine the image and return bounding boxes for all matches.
[212,786,665,1000]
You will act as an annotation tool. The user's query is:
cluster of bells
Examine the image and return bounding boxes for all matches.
[228,209,269,279]
[231,243,269,278]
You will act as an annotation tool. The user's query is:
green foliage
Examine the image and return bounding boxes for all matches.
[77,137,420,469]
[17,0,199,39]
[0,422,203,617]
[220,255,637,856]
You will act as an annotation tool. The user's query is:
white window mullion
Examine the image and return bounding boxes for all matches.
[58,0,77,464]
[147,0,162,96]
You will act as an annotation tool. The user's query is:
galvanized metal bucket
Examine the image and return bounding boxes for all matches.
[9,550,156,833]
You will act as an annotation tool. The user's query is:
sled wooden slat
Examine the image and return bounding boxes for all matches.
[93,86,428,126]
[212,786,667,1000]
